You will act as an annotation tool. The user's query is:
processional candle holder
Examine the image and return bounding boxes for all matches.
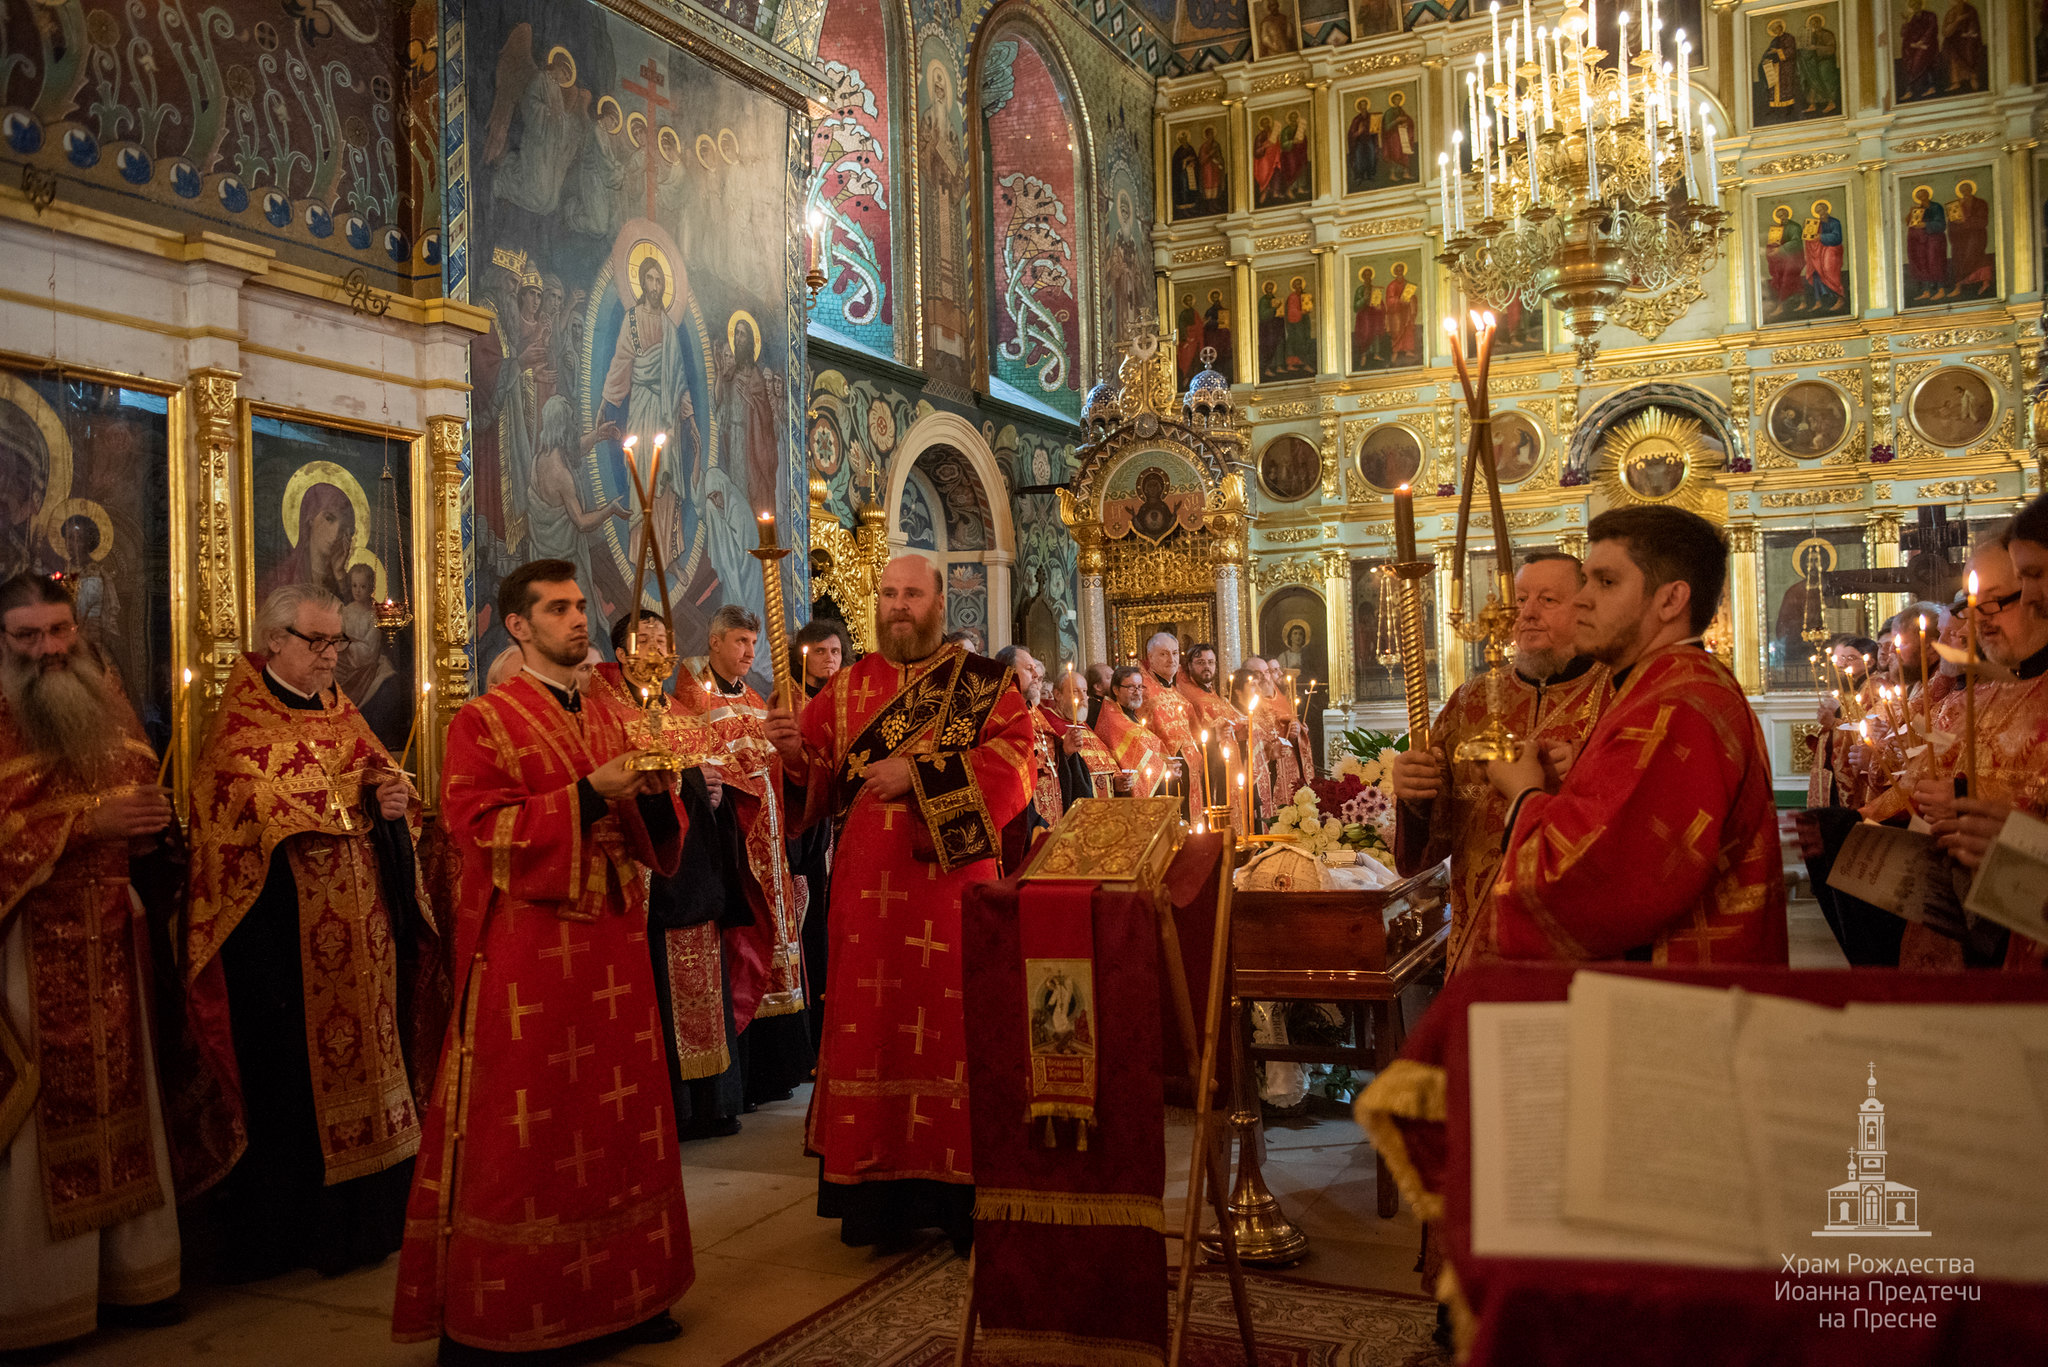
[374,455,413,644]
[1389,484,1435,751]
[618,433,712,773]
[1442,310,1523,766]
[749,512,798,713]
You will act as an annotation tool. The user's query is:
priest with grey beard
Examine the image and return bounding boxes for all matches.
[0,573,186,1354]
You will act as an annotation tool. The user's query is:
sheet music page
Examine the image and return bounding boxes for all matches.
[1734,995,2048,1283]
[1557,972,1761,1252]
[1467,1001,1763,1267]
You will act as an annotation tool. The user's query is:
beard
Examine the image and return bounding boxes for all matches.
[877,604,944,664]
[1,643,119,782]
[1581,616,1641,670]
[1516,645,1573,680]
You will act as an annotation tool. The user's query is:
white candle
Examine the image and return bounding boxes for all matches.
[1538,28,1555,127]
[1642,91,1660,194]
[1616,11,1630,115]
[1505,26,1519,138]
[1439,151,1452,229]
[1640,0,1650,49]
[1676,34,1690,130]
[1525,102,1541,206]
[1491,1,1503,64]
[1700,109,1717,205]
[1521,0,1533,57]
[1587,0,1598,58]
[1452,132,1466,229]
[1586,107,1601,200]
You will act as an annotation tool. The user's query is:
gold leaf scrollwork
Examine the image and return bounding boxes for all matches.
[189,368,240,704]
[427,415,471,716]
[1606,281,1706,342]
[1771,341,1846,365]
[1818,367,1866,406]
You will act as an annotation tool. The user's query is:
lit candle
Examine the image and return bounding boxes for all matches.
[1394,483,1418,562]
[400,678,432,773]
[1439,152,1452,230]
[651,430,667,487]
[1451,132,1466,229]
[757,509,778,549]
[158,666,193,786]
[1642,87,1659,195]
[1916,613,1931,731]
[1587,0,1598,60]
[1490,1,1503,65]
[1965,572,1980,792]
[1521,0,1533,55]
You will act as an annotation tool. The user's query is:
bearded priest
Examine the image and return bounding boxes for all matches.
[393,561,694,1358]
[994,644,1102,867]
[185,583,429,1282]
[1137,633,1208,815]
[0,574,185,1354]
[1483,508,1787,965]
[1390,552,1609,971]
[765,555,1034,1253]
[1092,664,1172,798]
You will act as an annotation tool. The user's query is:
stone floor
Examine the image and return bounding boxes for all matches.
[51,897,1846,1365]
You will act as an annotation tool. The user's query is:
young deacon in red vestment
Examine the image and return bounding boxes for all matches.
[766,556,1034,1251]
[393,561,692,1359]
[1484,508,1788,964]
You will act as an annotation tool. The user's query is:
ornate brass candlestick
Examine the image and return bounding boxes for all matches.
[1201,992,1308,1267]
[617,434,709,772]
[750,513,796,712]
[1443,311,1522,765]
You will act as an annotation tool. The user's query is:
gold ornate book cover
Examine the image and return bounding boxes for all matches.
[1020,797,1185,891]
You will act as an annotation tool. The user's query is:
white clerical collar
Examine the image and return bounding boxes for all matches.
[265,666,319,702]
[523,665,580,697]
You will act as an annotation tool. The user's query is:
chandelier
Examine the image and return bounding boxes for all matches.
[1436,0,1729,375]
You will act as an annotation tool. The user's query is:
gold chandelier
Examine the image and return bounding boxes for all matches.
[1436,0,1729,375]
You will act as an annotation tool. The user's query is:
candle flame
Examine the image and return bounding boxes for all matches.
[623,434,638,450]
[422,680,432,695]
[182,667,192,684]
[653,431,667,450]
[1968,571,1979,602]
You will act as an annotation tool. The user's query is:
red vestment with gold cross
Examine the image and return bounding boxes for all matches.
[186,654,428,1188]
[1176,675,1250,826]
[1492,644,1788,965]
[790,645,1034,1194]
[1138,673,1208,811]
[392,674,691,1352]
[673,658,807,1029]
[0,694,169,1241]
[1093,703,1173,797]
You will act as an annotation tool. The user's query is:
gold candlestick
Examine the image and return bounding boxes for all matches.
[1442,310,1520,764]
[617,433,706,771]
[751,512,796,713]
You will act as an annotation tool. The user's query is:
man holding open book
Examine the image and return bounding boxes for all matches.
[1481,507,1788,965]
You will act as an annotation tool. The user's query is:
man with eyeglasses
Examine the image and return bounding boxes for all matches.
[184,582,428,1283]
[1090,664,1171,797]
[0,573,188,1354]
[1878,517,2048,971]
[1389,551,1610,971]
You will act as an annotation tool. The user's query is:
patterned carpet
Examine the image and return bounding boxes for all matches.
[719,1242,1449,1367]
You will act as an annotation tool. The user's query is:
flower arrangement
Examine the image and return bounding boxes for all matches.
[1869,442,1895,465]
[1268,728,1406,863]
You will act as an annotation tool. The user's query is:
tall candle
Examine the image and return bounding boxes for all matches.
[1439,153,1452,229]
[757,510,778,549]
[1452,132,1466,228]
[1616,12,1631,114]
[1538,28,1555,127]
[1964,572,1980,791]
[1916,613,1931,731]
[1394,483,1418,561]
[1700,110,1717,204]
[1490,1,1502,65]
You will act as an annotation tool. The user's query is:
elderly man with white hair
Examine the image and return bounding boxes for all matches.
[1136,631,1210,816]
[765,555,1035,1252]
[184,582,428,1281]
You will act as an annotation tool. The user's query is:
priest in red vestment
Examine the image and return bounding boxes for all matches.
[1178,642,1250,827]
[765,555,1034,1251]
[1391,553,1610,971]
[1047,663,1120,797]
[1093,665,1173,797]
[996,645,1105,867]
[0,575,185,1353]
[1484,508,1788,964]
[393,561,693,1357]
[187,584,429,1281]
[1138,633,1209,815]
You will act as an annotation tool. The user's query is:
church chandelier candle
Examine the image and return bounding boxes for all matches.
[1436,0,1729,377]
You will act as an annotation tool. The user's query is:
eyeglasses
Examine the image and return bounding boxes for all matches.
[1968,590,2024,618]
[284,626,348,655]
[3,621,77,648]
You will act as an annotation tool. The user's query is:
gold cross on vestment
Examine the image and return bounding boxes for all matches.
[511,1304,568,1344]
[504,1088,553,1149]
[862,871,909,917]
[634,1006,663,1063]
[1618,704,1675,771]
[615,1269,660,1318]
[466,1259,506,1315]
[640,1108,669,1162]
[851,674,883,710]
[646,1208,674,1257]
[899,1006,939,1055]
[539,924,590,979]
[560,1239,611,1291]
[906,1094,933,1141]
[554,1130,604,1186]
[505,982,543,1040]
[547,1026,596,1082]
[877,801,907,830]
[904,919,950,967]
[600,1065,640,1120]
[592,964,633,1019]
[513,1196,559,1254]
[858,959,902,1006]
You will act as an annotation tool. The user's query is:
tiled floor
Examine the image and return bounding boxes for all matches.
[48,897,1847,1365]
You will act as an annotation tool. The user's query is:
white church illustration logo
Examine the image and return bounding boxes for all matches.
[1813,1063,1931,1238]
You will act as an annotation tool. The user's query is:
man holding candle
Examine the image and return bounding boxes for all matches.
[1138,633,1211,819]
[1480,508,1789,965]
[0,573,187,1354]
[1389,552,1609,971]
[1178,643,1250,827]
[679,604,814,1112]
[763,555,1033,1252]
[186,583,429,1283]
[1093,664,1173,797]
[393,561,695,1356]
[995,645,1091,865]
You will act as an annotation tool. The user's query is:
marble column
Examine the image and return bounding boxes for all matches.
[1216,563,1244,672]
[1321,549,1354,704]
[985,549,1015,650]
[1081,572,1108,664]
[1728,522,1763,695]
